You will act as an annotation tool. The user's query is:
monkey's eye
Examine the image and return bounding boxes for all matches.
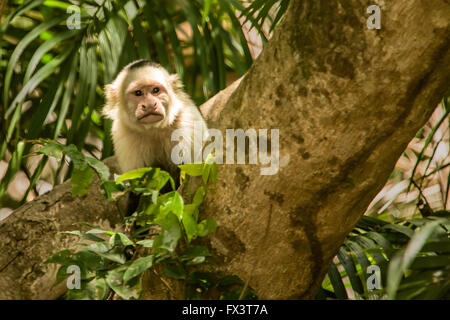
[134,90,143,96]
[152,87,160,94]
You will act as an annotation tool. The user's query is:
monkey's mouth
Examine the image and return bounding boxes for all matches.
[137,111,164,124]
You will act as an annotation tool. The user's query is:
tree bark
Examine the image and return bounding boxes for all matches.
[0,158,126,299]
[195,0,450,299]
[0,0,449,299]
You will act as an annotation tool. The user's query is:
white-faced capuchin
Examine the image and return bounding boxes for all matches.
[103,60,208,186]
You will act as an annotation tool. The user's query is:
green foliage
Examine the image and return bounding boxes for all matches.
[0,0,288,207]
[38,139,110,196]
[408,98,450,196]
[387,215,450,299]
[186,272,257,300]
[243,0,290,34]
[41,142,252,299]
[319,213,450,300]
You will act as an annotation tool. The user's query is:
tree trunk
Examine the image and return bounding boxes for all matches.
[0,0,449,299]
[195,0,450,299]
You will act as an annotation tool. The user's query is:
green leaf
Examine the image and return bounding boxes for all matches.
[386,219,443,299]
[123,255,154,283]
[153,212,181,254]
[59,230,82,237]
[101,180,125,201]
[73,40,97,148]
[353,236,388,265]
[81,233,106,243]
[71,223,94,230]
[357,216,389,229]
[175,0,210,97]
[53,265,74,288]
[0,142,25,197]
[183,204,199,220]
[327,262,348,299]
[63,144,88,170]
[382,224,414,238]
[116,167,154,184]
[197,218,217,237]
[86,242,126,264]
[54,53,78,139]
[142,3,170,68]
[270,0,289,32]
[72,250,109,271]
[39,141,64,159]
[124,1,151,60]
[24,30,80,83]
[84,228,114,235]
[44,249,73,265]
[179,163,204,176]
[146,170,174,191]
[67,38,88,144]
[209,161,218,184]
[408,108,450,193]
[136,240,154,248]
[410,255,450,269]
[71,166,94,197]
[403,220,443,262]
[219,0,254,68]
[422,238,450,253]
[106,264,142,300]
[157,4,185,78]
[201,0,213,26]
[98,25,116,83]
[159,191,184,220]
[344,240,371,286]
[193,186,206,206]
[109,233,134,247]
[364,231,392,249]
[43,0,76,10]
[86,157,110,181]
[86,278,109,300]
[3,16,65,109]
[163,265,186,280]
[180,246,210,260]
[1,0,45,33]
[336,247,364,295]
[202,155,217,185]
[25,66,66,141]
[182,213,198,243]
[6,47,73,118]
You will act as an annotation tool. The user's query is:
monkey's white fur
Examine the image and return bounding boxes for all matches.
[103,63,207,175]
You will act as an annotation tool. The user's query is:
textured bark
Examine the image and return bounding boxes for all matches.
[195,0,450,299]
[0,158,126,299]
[0,0,449,300]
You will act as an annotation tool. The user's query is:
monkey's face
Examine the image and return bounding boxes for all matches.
[122,67,171,127]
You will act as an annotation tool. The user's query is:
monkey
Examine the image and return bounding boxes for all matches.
[103,60,208,183]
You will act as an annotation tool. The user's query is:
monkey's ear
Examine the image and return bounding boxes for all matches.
[169,74,184,92]
[103,83,118,118]
[105,83,118,103]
